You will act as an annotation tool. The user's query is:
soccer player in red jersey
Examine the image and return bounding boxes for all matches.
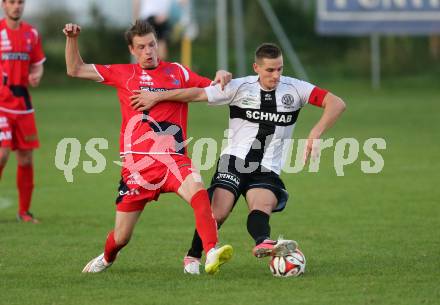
[0,0,45,223]
[63,20,233,274]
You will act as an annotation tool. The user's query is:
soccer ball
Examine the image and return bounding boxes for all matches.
[269,249,306,277]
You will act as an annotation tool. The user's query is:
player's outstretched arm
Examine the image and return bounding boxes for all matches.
[304,93,346,163]
[130,88,208,111]
[63,23,102,81]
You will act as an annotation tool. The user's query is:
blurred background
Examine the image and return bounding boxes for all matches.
[1,2,439,304]
[3,0,439,86]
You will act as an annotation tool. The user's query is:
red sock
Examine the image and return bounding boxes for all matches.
[104,230,126,263]
[17,165,34,215]
[190,190,218,253]
[0,165,3,180]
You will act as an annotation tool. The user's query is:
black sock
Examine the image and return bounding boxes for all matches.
[187,223,223,259]
[187,229,203,259]
[247,210,271,245]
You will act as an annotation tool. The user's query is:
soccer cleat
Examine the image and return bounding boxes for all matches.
[82,253,112,273]
[183,256,201,275]
[252,238,298,258]
[17,211,39,224]
[204,245,233,275]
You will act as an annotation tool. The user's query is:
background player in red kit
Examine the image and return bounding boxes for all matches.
[0,0,45,223]
[63,20,233,274]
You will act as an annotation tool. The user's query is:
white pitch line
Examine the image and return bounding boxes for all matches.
[0,197,12,210]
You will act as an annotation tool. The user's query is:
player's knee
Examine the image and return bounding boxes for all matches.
[16,151,33,166]
[180,175,205,203]
[215,212,229,225]
[212,201,233,225]
[250,201,276,215]
[18,159,33,167]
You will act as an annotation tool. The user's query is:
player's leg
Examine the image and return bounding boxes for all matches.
[106,211,142,263]
[184,187,235,274]
[182,154,246,273]
[177,173,218,254]
[83,165,152,273]
[246,188,277,245]
[82,210,142,273]
[246,187,297,258]
[212,188,237,225]
[186,153,244,255]
[0,113,12,180]
[0,147,10,180]
[15,149,38,223]
[187,187,236,257]
[14,113,39,223]
[176,169,232,274]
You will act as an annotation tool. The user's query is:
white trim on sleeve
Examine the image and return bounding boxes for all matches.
[204,86,218,104]
[0,106,34,114]
[92,64,105,82]
[31,57,46,66]
[171,62,189,82]
[31,28,39,39]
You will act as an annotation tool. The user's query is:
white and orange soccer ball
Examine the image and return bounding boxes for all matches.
[269,248,306,277]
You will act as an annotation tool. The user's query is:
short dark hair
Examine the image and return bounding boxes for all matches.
[255,43,282,61]
[125,19,157,46]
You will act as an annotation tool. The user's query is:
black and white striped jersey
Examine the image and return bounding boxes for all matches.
[204,75,327,175]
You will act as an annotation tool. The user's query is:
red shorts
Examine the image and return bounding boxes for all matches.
[115,154,199,212]
[0,111,39,150]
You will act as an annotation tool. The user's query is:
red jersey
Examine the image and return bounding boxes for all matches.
[0,64,12,101]
[0,19,45,113]
[94,61,212,156]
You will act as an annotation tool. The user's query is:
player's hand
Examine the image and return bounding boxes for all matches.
[130,90,159,111]
[212,70,232,91]
[303,130,322,165]
[63,23,81,38]
[28,73,41,87]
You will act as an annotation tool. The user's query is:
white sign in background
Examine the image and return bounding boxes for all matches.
[317,0,440,34]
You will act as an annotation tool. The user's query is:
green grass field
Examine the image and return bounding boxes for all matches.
[0,78,439,305]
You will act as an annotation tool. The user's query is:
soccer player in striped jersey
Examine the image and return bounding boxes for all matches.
[130,43,346,274]
[0,0,45,223]
[64,20,233,274]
